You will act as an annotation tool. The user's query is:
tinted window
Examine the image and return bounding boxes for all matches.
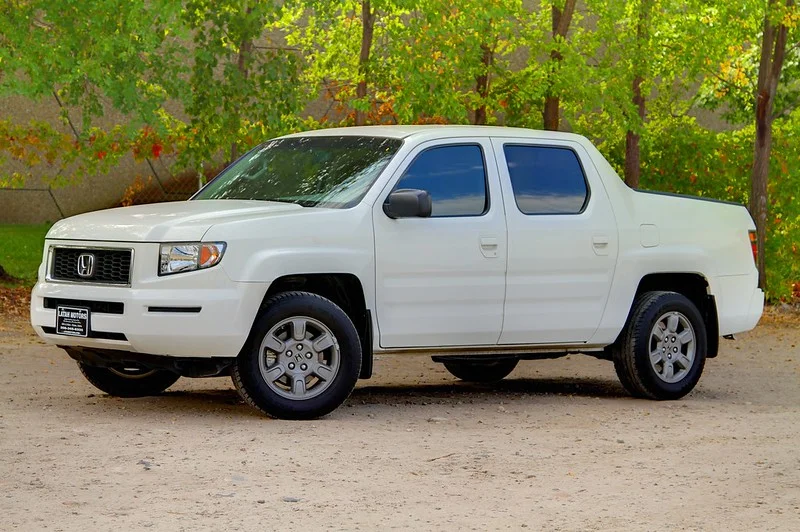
[393,145,487,217]
[194,136,402,208]
[504,146,588,214]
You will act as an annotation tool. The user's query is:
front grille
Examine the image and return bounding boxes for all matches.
[44,298,124,315]
[50,247,132,285]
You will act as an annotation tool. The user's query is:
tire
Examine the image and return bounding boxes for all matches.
[78,363,179,397]
[612,291,707,400]
[232,291,362,420]
[442,359,518,383]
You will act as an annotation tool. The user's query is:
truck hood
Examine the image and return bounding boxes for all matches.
[47,200,304,242]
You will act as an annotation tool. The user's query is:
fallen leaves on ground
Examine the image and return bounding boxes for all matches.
[0,286,31,319]
[761,303,800,326]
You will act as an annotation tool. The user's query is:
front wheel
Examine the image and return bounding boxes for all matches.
[78,363,179,397]
[232,291,362,420]
[613,291,707,400]
[442,359,518,382]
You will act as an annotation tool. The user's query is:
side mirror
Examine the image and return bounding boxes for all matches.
[383,189,432,219]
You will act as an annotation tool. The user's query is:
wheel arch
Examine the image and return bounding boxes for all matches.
[628,272,719,358]
[256,273,373,378]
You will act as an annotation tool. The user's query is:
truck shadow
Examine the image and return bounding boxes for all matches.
[46,373,727,420]
[132,375,634,417]
[351,377,630,403]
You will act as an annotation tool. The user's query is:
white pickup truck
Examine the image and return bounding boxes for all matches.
[30,126,763,419]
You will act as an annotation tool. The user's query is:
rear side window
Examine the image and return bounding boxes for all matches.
[503,145,588,215]
[393,145,488,217]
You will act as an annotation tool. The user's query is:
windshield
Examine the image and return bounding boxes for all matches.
[193,136,403,208]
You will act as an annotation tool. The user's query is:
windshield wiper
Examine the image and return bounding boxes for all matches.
[258,198,302,206]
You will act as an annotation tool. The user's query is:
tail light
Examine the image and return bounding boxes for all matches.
[748,230,758,266]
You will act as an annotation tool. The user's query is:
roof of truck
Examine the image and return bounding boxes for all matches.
[280,125,587,143]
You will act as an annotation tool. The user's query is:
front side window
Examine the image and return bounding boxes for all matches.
[194,136,403,208]
[504,145,588,215]
[392,144,488,217]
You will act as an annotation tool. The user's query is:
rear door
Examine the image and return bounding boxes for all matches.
[491,139,618,344]
[373,138,507,348]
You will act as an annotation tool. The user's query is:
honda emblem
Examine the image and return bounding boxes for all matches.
[77,253,96,278]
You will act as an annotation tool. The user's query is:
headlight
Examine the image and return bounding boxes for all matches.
[159,242,226,275]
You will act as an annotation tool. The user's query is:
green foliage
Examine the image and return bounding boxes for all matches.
[0,0,185,131]
[697,41,800,124]
[280,0,411,123]
[0,224,51,285]
[388,0,523,124]
[179,0,306,167]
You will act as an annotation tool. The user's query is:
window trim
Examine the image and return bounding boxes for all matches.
[502,143,591,216]
[387,142,491,219]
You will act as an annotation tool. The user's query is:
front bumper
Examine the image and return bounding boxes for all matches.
[30,244,267,358]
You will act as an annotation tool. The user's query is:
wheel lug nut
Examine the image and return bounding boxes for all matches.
[296,344,303,350]
[287,351,292,356]
[288,363,295,370]
[673,347,678,353]
[300,364,307,371]
[306,352,312,359]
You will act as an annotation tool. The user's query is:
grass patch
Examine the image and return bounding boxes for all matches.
[0,224,51,287]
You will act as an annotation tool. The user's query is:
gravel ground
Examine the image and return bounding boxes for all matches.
[1,315,799,531]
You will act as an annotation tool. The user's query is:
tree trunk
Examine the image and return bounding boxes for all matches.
[231,8,253,164]
[624,74,645,188]
[355,0,375,126]
[474,43,493,125]
[749,0,791,291]
[229,41,251,163]
[0,264,14,283]
[543,0,576,131]
[623,0,651,189]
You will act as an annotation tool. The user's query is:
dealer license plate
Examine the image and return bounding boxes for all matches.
[55,306,90,337]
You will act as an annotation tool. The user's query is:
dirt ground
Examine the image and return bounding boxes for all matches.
[1,313,799,532]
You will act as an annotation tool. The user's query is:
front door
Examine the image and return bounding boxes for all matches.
[373,139,507,348]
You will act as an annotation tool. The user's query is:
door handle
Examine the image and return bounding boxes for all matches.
[592,235,609,256]
[480,237,499,258]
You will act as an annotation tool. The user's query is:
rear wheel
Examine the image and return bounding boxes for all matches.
[613,291,707,400]
[232,291,361,420]
[442,359,518,383]
[78,363,179,397]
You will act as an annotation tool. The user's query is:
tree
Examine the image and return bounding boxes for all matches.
[622,0,652,188]
[543,0,577,130]
[750,0,798,289]
[281,0,410,125]
[500,1,589,131]
[0,0,184,132]
[0,0,185,186]
[576,0,728,187]
[355,0,376,125]
[0,1,307,184]
[392,0,521,125]
[179,0,306,168]
[696,0,799,291]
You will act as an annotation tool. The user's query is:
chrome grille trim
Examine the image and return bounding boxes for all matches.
[46,245,134,287]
